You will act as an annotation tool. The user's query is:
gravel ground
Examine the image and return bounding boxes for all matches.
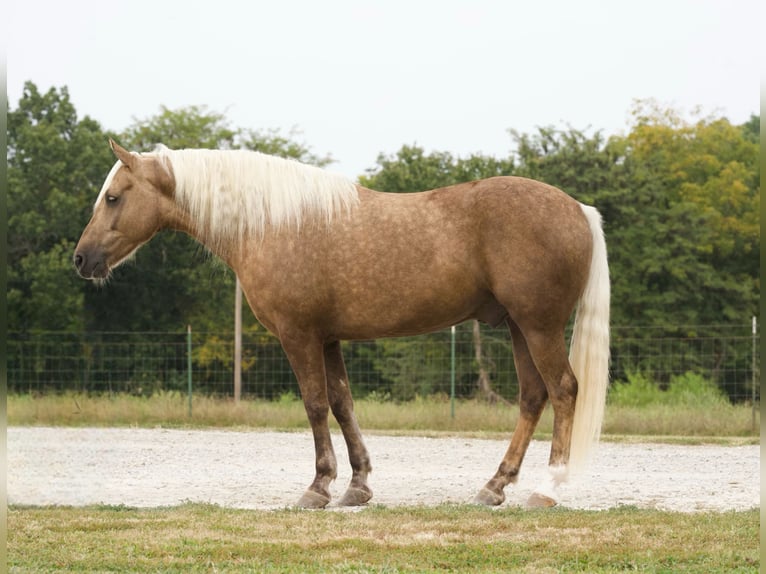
[7,427,759,512]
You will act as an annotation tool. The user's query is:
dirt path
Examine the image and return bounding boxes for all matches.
[7,427,759,512]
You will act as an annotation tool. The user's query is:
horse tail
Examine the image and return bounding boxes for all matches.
[567,203,610,475]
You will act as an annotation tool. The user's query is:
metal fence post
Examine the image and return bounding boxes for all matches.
[187,325,193,418]
[234,277,242,403]
[450,325,456,419]
[752,316,757,434]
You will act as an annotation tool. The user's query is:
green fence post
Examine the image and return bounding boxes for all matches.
[187,325,192,418]
[753,316,757,435]
[450,325,456,419]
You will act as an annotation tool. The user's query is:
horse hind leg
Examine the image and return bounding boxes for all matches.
[324,341,373,506]
[475,318,549,506]
[522,326,579,508]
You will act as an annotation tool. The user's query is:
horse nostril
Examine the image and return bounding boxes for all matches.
[74,253,84,270]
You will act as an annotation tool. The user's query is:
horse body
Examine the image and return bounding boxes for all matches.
[75,141,609,509]
[240,181,589,342]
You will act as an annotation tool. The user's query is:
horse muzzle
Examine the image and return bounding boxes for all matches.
[73,248,110,280]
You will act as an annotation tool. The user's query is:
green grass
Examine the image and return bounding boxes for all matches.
[8,503,759,573]
[8,392,760,442]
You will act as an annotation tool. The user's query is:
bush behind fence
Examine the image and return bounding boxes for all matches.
[8,323,760,403]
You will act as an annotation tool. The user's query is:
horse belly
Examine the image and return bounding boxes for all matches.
[328,257,493,339]
[333,295,483,339]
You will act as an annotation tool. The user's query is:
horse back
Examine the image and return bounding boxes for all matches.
[238,176,592,339]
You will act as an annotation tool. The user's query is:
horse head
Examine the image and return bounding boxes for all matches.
[74,140,176,280]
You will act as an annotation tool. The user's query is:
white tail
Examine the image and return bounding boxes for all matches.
[567,204,610,474]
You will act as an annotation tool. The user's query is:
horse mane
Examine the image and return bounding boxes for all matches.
[151,146,359,248]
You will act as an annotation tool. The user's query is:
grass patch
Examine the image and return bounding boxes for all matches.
[8,503,759,573]
[602,403,758,439]
[8,392,759,441]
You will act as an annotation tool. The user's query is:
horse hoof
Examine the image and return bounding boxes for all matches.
[297,489,331,509]
[527,492,557,508]
[474,487,505,506]
[338,486,373,507]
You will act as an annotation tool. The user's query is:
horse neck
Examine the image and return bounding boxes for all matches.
[158,147,359,268]
[158,196,238,268]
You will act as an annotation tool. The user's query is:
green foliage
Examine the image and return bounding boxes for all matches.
[7,82,115,331]
[240,125,335,167]
[664,371,729,407]
[372,335,450,401]
[609,371,728,408]
[121,105,238,150]
[360,144,514,192]
[276,390,299,404]
[121,105,332,165]
[607,372,660,407]
[620,100,759,324]
[8,240,84,331]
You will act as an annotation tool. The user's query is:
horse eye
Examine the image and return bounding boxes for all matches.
[106,195,119,204]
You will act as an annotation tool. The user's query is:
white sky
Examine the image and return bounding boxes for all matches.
[7,0,763,180]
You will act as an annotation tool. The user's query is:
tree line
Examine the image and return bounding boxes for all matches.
[7,81,760,400]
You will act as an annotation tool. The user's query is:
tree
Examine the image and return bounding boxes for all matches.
[360,144,514,192]
[7,82,115,332]
[620,100,759,325]
[616,103,759,396]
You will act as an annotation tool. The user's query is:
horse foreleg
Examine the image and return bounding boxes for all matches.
[475,318,548,506]
[324,341,373,506]
[280,332,337,509]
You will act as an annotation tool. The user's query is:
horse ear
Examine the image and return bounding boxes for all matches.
[109,139,137,169]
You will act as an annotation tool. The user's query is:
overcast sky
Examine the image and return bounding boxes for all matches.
[7,0,762,180]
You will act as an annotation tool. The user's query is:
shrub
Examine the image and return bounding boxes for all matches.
[665,371,729,407]
[608,372,662,407]
[608,371,728,407]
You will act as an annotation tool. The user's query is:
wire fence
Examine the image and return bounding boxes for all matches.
[8,321,759,404]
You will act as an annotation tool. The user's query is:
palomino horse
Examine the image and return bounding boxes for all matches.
[75,140,610,508]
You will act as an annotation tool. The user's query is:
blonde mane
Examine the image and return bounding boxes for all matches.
[152,146,359,248]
